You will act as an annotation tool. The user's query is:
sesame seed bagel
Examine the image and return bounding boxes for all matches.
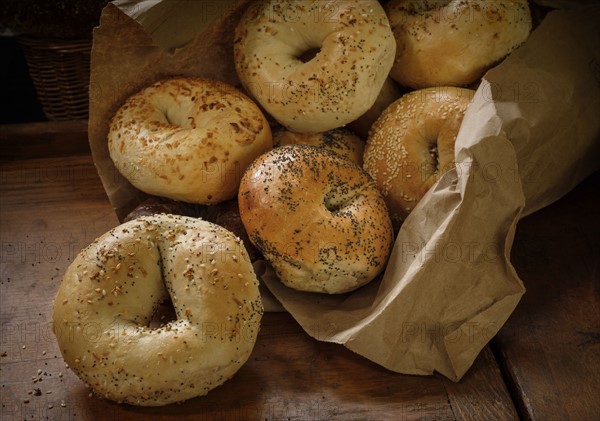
[239,145,394,294]
[364,87,474,229]
[233,0,396,133]
[386,0,532,88]
[108,77,272,205]
[52,214,263,406]
[273,127,365,165]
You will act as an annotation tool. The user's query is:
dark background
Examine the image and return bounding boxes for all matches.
[0,37,46,124]
[0,0,109,123]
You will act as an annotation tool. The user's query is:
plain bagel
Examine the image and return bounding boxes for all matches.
[233,0,396,133]
[385,0,532,88]
[52,214,263,406]
[108,77,272,205]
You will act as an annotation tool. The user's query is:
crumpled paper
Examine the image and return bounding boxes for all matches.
[88,1,600,381]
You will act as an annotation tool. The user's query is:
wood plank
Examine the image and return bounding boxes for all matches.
[0,153,518,419]
[0,121,89,160]
[443,347,518,421]
[0,312,514,421]
[494,171,600,421]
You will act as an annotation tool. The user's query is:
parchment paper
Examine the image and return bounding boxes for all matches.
[88,1,600,381]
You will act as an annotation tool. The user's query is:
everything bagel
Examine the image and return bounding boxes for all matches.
[52,214,263,406]
[233,0,396,133]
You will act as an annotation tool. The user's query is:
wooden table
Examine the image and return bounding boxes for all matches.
[1,122,598,420]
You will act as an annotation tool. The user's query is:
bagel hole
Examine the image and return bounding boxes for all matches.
[163,109,191,129]
[324,191,353,214]
[163,111,176,126]
[158,99,194,129]
[324,199,343,213]
[148,296,177,329]
[429,145,440,173]
[298,47,321,63]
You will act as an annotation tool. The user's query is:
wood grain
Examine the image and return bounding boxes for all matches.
[0,120,89,160]
[1,312,512,421]
[0,139,518,420]
[443,347,518,421]
[494,171,600,421]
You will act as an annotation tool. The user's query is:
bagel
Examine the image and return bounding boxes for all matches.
[108,77,272,205]
[273,127,365,165]
[347,77,404,139]
[233,0,396,133]
[363,86,474,228]
[52,214,263,406]
[385,0,532,88]
[239,145,393,294]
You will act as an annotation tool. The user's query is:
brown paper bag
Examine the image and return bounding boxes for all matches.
[89,0,248,221]
[260,5,600,381]
[88,1,600,381]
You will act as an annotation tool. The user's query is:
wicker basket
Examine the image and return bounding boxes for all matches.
[17,36,92,121]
